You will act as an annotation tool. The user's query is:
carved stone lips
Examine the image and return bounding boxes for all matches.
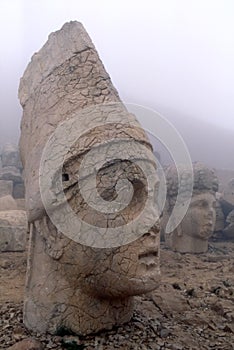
[138,248,159,270]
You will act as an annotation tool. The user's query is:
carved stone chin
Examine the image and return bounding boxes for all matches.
[19,21,160,335]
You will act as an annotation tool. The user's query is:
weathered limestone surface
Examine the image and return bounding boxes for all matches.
[19,21,160,335]
[0,210,27,252]
[164,162,218,253]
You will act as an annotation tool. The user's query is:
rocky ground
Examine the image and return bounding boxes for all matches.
[0,241,234,350]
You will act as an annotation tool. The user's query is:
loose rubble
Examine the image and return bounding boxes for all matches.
[1,241,233,349]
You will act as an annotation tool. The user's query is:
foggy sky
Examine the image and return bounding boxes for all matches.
[0,0,234,169]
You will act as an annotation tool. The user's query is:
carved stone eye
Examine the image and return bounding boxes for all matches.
[62,173,69,181]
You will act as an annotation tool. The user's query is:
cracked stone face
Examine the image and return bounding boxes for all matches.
[19,21,161,335]
[182,193,216,240]
[60,158,160,298]
[165,192,216,253]
[23,157,160,335]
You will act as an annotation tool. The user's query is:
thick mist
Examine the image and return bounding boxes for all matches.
[0,0,233,171]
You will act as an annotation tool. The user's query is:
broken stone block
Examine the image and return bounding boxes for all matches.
[0,210,27,252]
[0,195,18,211]
[0,180,13,198]
[0,166,23,183]
[1,143,22,169]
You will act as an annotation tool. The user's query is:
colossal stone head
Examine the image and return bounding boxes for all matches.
[164,162,218,253]
[19,22,160,335]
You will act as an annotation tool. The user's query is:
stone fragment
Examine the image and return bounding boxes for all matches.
[0,180,13,198]
[7,338,43,350]
[1,143,22,169]
[0,210,27,252]
[0,166,22,183]
[19,21,160,335]
[164,162,218,253]
[0,195,18,211]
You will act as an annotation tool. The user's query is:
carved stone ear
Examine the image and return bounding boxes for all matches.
[34,216,69,260]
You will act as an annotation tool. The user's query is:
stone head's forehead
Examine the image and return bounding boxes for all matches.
[190,192,216,204]
[166,162,219,199]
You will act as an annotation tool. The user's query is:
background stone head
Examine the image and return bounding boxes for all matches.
[163,162,218,253]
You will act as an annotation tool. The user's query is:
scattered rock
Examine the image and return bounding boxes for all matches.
[7,338,43,350]
[0,241,234,349]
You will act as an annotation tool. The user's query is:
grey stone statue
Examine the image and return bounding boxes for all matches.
[163,162,218,253]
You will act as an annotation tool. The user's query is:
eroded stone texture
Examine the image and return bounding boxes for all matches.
[164,162,218,253]
[19,21,160,335]
[0,210,27,252]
